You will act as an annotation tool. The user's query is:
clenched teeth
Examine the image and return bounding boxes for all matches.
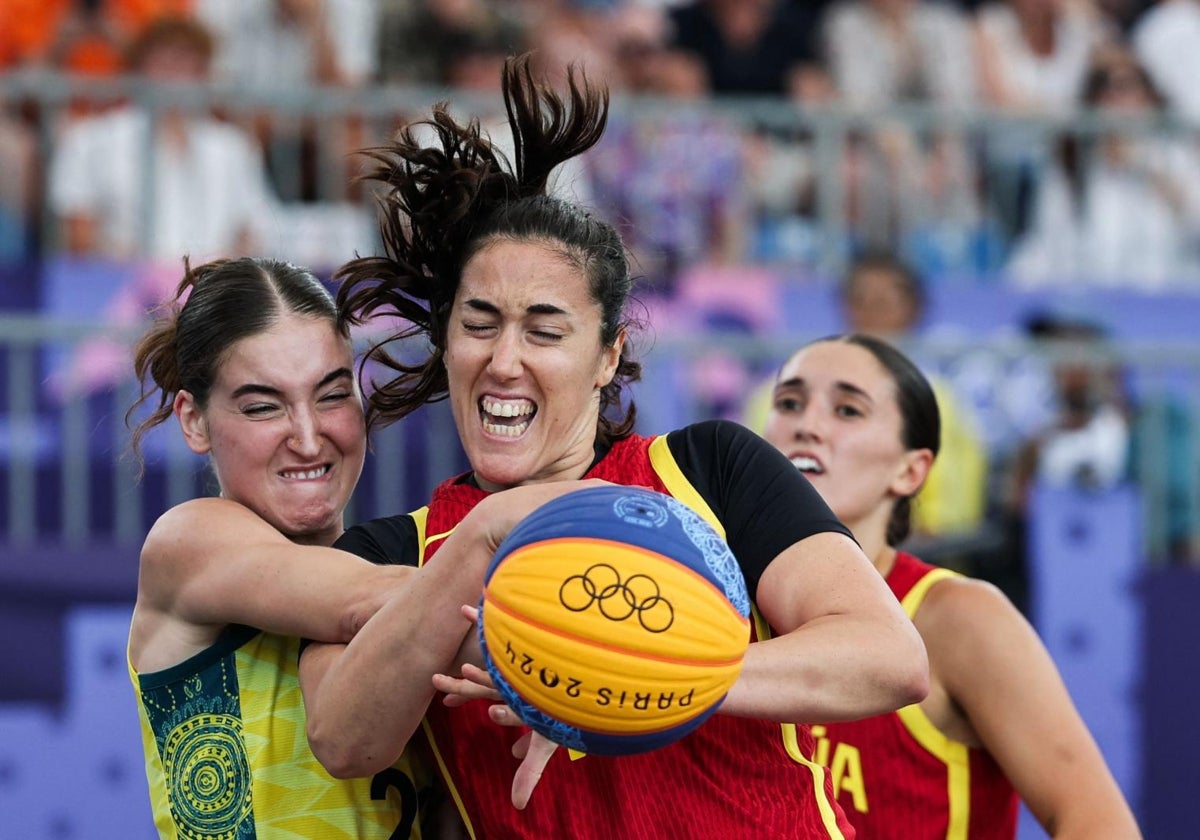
[483,418,530,437]
[281,466,330,480]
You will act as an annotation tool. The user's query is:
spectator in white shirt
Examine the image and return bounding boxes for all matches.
[48,17,278,262]
[821,0,984,269]
[973,0,1113,240]
[1008,45,1200,289]
[1132,0,1200,125]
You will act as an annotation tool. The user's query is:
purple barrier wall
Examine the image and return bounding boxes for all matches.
[0,605,155,838]
[1139,568,1200,840]
[1028,484,1144,812]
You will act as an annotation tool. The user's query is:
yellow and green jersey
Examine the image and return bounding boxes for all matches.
[131,625,430,839]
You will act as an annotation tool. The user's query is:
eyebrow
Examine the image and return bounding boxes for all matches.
[230,367,353,399]
[463,298,570,317]
[774,376,874,403]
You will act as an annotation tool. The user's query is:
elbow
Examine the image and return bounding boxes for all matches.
[900,664,930,709]
[306,718,394,780]
[338,602,374,643]
[897,630,931,707]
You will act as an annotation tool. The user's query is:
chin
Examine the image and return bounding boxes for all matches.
[472,460,529,492]
[279,508,340,540]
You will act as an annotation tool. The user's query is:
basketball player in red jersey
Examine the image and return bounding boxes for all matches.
[295,56,929,838]
[760,334,1141,839]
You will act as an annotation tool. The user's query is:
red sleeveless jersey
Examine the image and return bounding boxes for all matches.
[416,434,855,839]
[817,551,1017,839]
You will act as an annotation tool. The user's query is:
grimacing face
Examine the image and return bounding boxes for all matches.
[174,313,365,546]
[444,238,623,491]
[761,341,922,536]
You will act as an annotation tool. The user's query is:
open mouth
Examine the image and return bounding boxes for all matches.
[280,465,331,480]
[791,455,824,475]
[480,396,536,438]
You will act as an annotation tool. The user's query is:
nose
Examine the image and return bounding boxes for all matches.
[792,400,825,442]
[486,328,523,380]
[286,409,323,458]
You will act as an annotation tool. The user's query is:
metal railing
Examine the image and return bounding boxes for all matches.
[2,70,1199,280]
[3,311,1199,567]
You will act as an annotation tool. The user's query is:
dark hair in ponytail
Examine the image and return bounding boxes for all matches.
[336,53,641,443]
[127,256,339,470]
[830,334,941,547]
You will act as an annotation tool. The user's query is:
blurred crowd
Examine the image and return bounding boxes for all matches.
[3,0,1200,581]
[2,0,1200,287]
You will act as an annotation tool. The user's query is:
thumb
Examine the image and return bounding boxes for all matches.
[512,733,558,810]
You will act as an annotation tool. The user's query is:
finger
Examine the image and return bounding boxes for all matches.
[461,604,480,623]
[431,673,497,702]
[490,704,525,728]
[459,662,495,687]
[512,733,558,810]
[511,729,532,759]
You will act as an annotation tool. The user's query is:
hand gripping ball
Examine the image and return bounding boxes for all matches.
[478,485,751,756]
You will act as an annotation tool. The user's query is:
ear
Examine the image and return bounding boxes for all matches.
[173,390,212,455]
[595,329,626,389]
[890,448,934,499]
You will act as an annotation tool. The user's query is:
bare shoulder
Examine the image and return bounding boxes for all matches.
[915,576,1031,666]
[917,574,1018,632]
[147,496,266,534]
[915,573,1050,707]
[142,497,284,560]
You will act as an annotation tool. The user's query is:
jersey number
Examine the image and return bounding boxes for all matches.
[371,768,418,839]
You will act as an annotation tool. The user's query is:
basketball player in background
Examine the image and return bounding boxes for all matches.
[295,55,928,838]
[759,333,1140,838]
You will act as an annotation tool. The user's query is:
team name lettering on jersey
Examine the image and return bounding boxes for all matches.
[811,724,869,814]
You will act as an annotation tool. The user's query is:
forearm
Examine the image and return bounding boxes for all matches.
[1048,805,1141,840]
[303,559,485,777]
[1020,737,1140,839]
[144,499,412,643]
[303,481,614,775]
[719,612,928,723]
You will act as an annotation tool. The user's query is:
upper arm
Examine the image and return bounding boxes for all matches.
[139,498,408,643]
[667,420,855,596]
[755,531,909,634]
[923,579,1134,834]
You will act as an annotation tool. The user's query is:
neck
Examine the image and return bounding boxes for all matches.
[873,544,899,579]
[844,511,895,578]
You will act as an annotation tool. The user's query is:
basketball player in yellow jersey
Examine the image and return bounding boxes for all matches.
[127,256,607,837]
[761,334,1140,839]
[126,257,429,838]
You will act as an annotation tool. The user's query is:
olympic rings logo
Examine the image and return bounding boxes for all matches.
[559,563,675,633]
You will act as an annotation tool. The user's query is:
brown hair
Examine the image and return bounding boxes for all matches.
[336,54,642,443]
[127,256,339,470]
[124,16,215,73]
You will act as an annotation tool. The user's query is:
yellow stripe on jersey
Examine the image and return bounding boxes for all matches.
[653,433,845,838]
[422,718,477,840]
[411,506,430,564]
[752,607,848,840]
[896,566,970,840]
[899,567,958,619]
[648,436,725,538]
[896,705,971,840]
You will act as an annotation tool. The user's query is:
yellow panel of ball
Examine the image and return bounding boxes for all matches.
[481,537,750,736]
